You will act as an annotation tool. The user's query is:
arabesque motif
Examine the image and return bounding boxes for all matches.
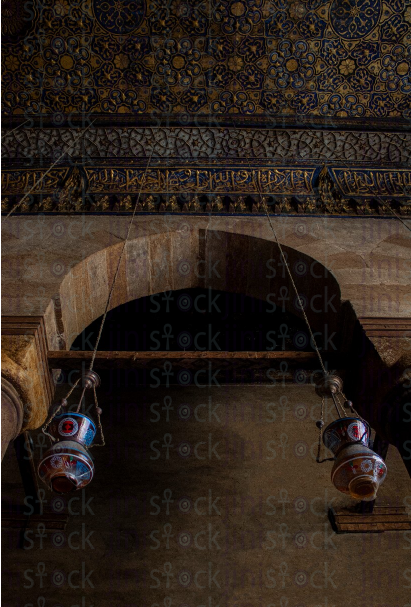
[330,0,382,40]
[3,127,411,163]
[1,0,410,118]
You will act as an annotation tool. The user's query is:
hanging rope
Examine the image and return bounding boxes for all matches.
[41,136,155,443]
[316,397,335,463]
[4,120,96,220]
[89,385,105,448]
[1,120,30,141]
[331,392,344,418]
[88,146,156,372]
[376,195,411,233]
[42,376,82,440]
[339,388,366,423]
[233,112,328,375]
[261,207,327,374]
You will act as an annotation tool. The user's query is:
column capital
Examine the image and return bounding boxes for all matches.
[1,316,54,431]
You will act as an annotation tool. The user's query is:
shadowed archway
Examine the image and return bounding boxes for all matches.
[59,228,342,352]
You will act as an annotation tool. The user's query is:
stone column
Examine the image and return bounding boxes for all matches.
[1,377,24,458]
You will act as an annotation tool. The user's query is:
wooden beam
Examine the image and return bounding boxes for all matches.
[48,350,326,369]
[47,351,347,387]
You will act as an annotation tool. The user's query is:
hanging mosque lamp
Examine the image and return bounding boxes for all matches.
[314,374,387,501]
[37,147,156,494]
[244,142,389,503]
[38,370,104,494]
[37,142,388,499]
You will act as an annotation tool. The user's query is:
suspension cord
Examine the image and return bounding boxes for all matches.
[234,113,327,375]
[262,207,327,374]
[377,195,411,233]
[4,120,96,220]
[316,397,335,463]
[90,385,105,448]
[1,120,30,141]
[331,392,344,418]
[42,376,82,440]
[88,146,155,372]
[339,388,366,422]
[41,140,155,435]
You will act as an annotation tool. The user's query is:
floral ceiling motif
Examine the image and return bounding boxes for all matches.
[93,0,146,34]
[1,0,411,119]
[330,0,382,39]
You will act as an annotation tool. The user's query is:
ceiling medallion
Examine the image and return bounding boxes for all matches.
[92,0,146,34]
[330,0,382,40]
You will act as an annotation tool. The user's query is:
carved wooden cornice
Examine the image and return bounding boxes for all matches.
[1,169,410,216]
[2,126,410,216]
[2,194,410,216]
[2,127,411,164]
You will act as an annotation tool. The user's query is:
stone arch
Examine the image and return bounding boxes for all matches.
[58,227,342,349]
[2,215,409,463]
[54,224,411,475]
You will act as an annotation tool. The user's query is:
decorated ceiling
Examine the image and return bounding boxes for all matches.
[2,0,411,121]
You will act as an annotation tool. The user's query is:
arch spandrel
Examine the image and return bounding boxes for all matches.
[2,215,409,349]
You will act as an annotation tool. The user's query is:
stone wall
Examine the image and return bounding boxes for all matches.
[2,383,411,607]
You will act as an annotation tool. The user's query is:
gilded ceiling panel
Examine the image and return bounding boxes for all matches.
[2,0,411,120]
